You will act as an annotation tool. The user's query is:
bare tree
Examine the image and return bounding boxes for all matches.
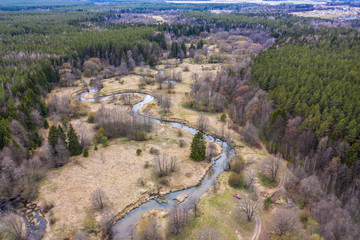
[241,123,261,148]
[167,81,174,94]
[71,231,91,240]
[196,225,220,240]
[170,156,178,172]
[261,155,281,182]
[54,138,69,167]
[237,196,259,222]
[196,113,209,132]
[119,59,129,76]
[91,188,109,210]
[244,171,256,190]
[2,213,27,240]
[270,208,300,236]
[143,217,162,240]
[98,208,117,238]
[153,155,172,178]
[168,205,188,235]
[299,175,322,205]
[206,142,217,161]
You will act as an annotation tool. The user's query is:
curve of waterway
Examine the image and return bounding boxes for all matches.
[79,89,236,240]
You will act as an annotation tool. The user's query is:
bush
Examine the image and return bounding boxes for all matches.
[150,147,159,155]
[144,161,150,168]
[100,136,108,147]
[134,130,147,141]
[94,128,106,144]
[136,149,142,156]
[264,197,274,210]
[83,148,89,157]
[220,113,226,122]
[228,172,244,188]
[87,112,96,123]
[231,155,246,174]
[300,210,310,223]
[179,139,186,148]
[44,119,49,129]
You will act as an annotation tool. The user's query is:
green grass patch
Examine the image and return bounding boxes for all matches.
[257,172,279,188]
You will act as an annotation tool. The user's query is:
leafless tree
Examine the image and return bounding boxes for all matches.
[300,175,322,205]
[167,81,174,93]
[190,197,199,218]
[71,231,91,240]
[91,188,109,210]
[196,113,209,132]
[237,196,259,222]
[270,208,300,236]
[170,156,177,172]
[168,205,188,235]
[142,217,162,240]
[241,123,261,148]
[206,142,217,161]
[2,213,27,240]
[28,155,43,181]
[95,105,151,140]
[119,59,128,76]
[153,155,170,178]
[54,138,69,167]
[261,155,281,182]
[196,225,220,240]
[244,171,256,190]
[98,208,117,239]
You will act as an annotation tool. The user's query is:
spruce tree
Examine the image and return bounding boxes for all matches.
[48,125,59,148]
[67,124,82,156]
[181,42,187,57]
[57,125,67,144]
[190,132,206,161]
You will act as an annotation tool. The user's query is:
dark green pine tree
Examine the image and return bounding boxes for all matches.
[170,42,178,58]
[197,39,204,50]
[190,132,206,162]
[57,125,67,144]
[67,124,82,156]
[48,125,59,148]
[181,42,187,57]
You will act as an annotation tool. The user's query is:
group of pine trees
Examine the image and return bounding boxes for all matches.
[48,123,83,157]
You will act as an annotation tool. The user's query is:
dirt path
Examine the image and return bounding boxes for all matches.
[251,213,261,240]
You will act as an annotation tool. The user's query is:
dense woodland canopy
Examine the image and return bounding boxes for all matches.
[0,4,359,239]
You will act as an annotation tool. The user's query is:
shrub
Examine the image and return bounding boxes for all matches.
[264,197,274,210]
[144,161,150,168]
[94,144,98,151]
[179,139,186,148]
[44,119,49,129]
[138,81,146,89]
[87,112,96,123]
[300,210,310,223]
[231,155,246,174]
[83,148,89,157]
[150,147,159,155]
[220,113,226,122]
[134,130,147,141]
[100,136,108,147]
[228,172,244,188]
[136,149,142,156]
[94,128,106,144]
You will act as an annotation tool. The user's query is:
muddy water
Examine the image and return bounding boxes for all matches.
[79,90,235,240]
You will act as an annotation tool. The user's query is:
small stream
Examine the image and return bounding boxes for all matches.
[79,89,235,240]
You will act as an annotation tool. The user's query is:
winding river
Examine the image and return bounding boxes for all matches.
[79,89,235,240]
